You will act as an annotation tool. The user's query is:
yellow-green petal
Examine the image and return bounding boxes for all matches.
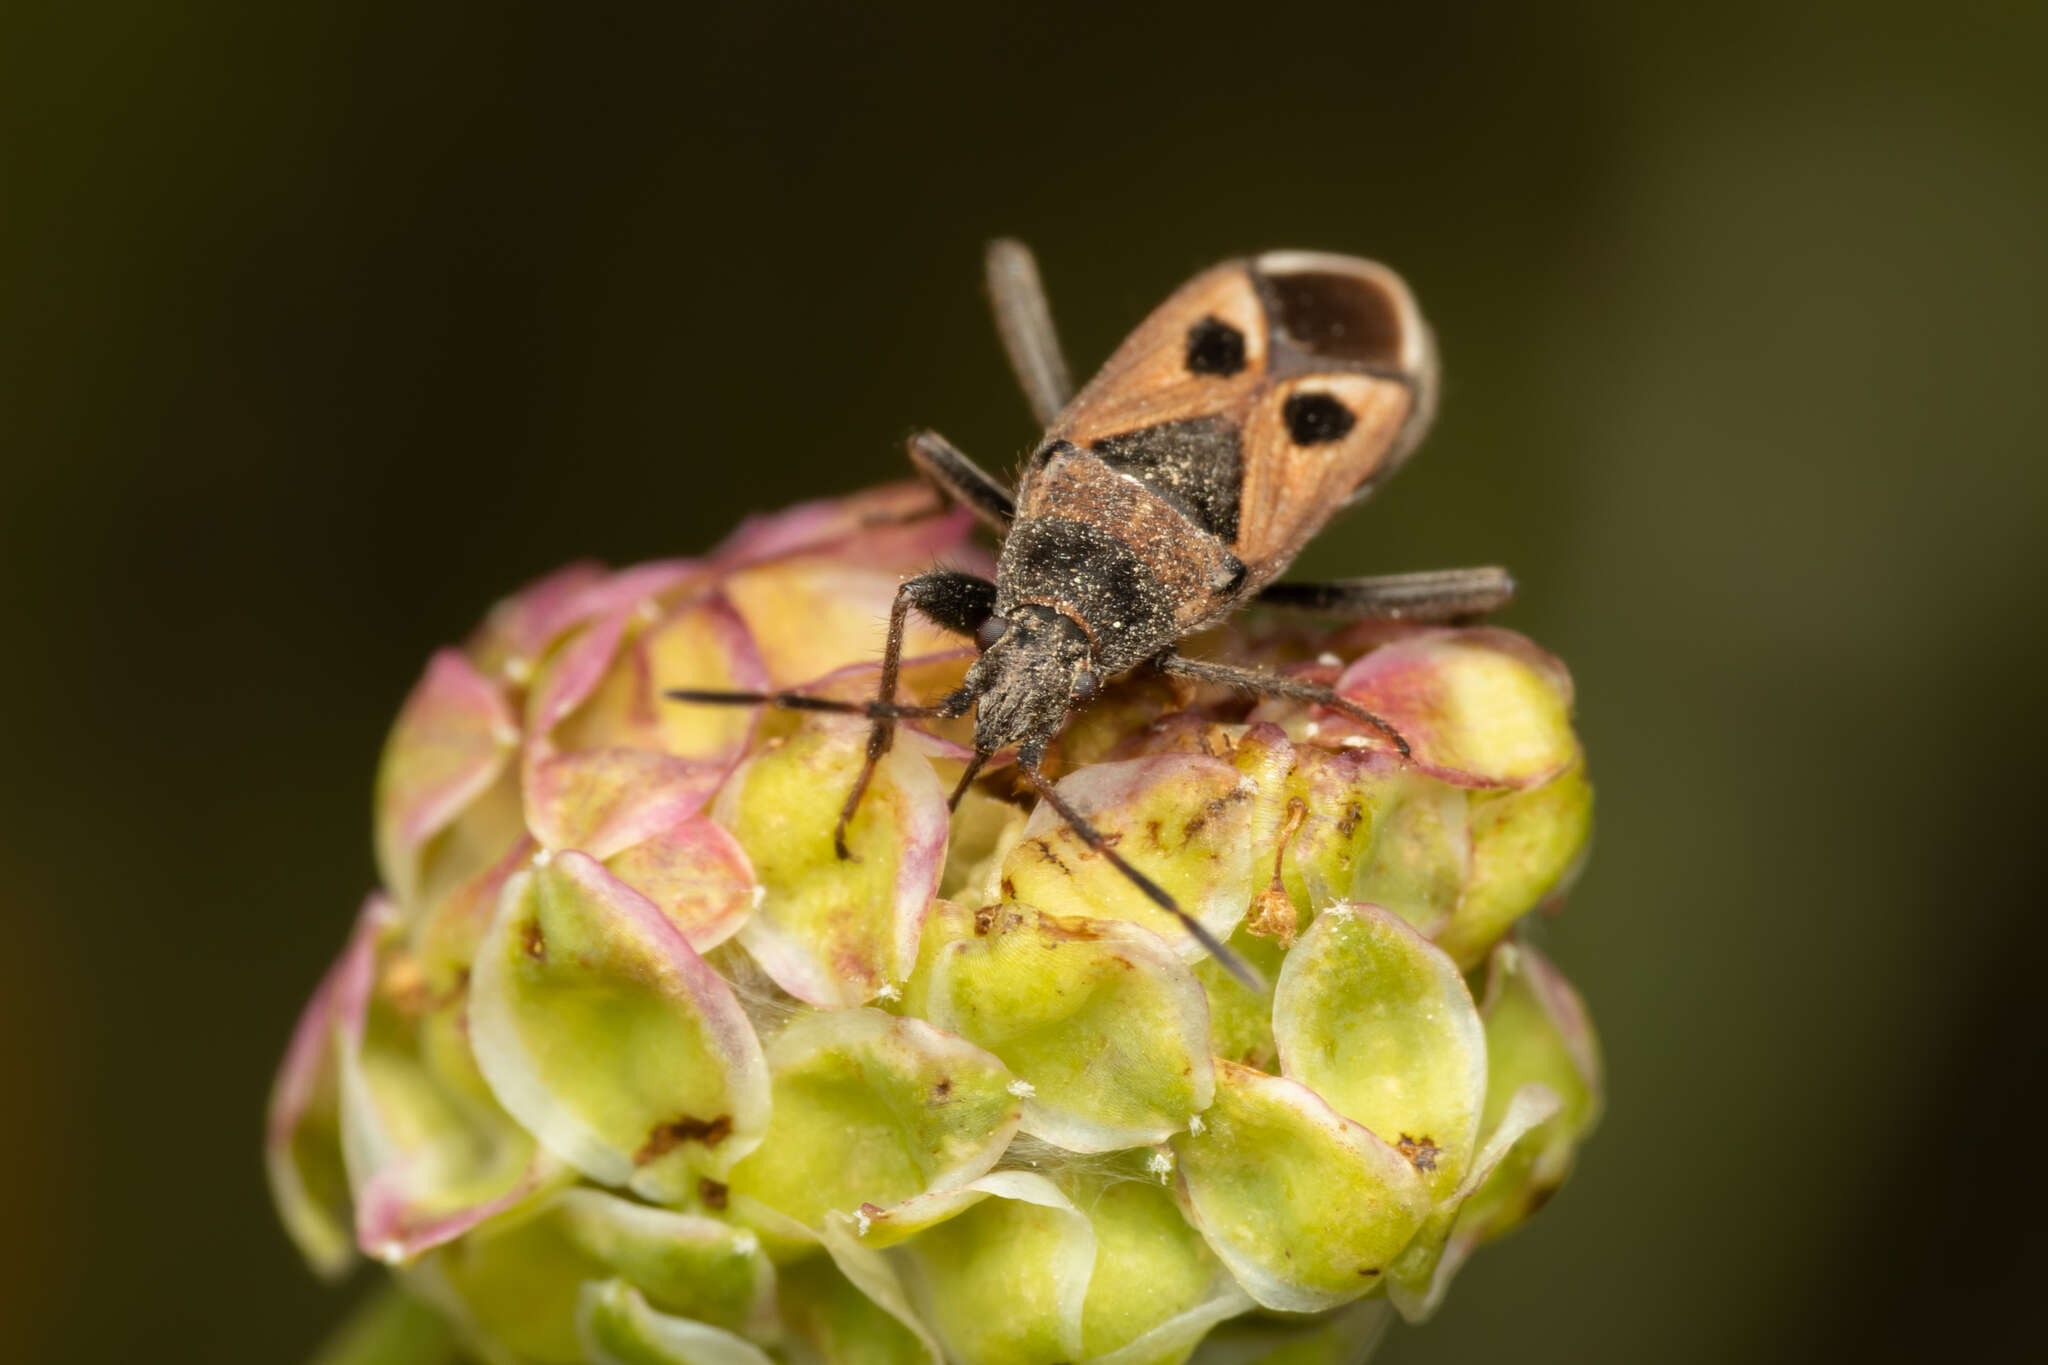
[925,906,1214,1151]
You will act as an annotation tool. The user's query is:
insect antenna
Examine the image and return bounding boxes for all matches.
[663,687,954,722]
[1019,764,1265,994]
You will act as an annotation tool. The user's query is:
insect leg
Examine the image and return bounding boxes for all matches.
[832,570,994,858]
[906,430,1015,531]
[1018,761,1263,993]
[1254,566,1516,622]
[1156,653,1413,759]
[985,238,1074,429]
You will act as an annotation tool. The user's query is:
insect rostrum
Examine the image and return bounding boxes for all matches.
[669,240,1515,989]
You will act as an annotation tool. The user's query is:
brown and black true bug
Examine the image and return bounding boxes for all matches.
[671,240,1514,987]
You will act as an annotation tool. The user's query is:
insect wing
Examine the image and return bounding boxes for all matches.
[1036,253,1438,588]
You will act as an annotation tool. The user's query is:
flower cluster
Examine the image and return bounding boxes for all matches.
[267,486,1600,1364]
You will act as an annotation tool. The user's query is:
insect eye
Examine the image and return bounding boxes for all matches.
[1184,316,1247,376]
[975,615,1010,650]
[1282,391,1357,445]
[1071,669,1101,704]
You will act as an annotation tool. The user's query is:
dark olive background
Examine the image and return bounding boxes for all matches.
[5,3,2044,1361]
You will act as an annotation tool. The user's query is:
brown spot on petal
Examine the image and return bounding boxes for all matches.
[521,921,547,962]
[1040,913,1105,942]
[1358,1266,1381,1277]
[698,1178,729,1210]
[932,1076,953,1100]
[1396,1133,1442,1172]
[1031,842,1076,876]
[637,1114,733,1164]
[1336,802,1364,838]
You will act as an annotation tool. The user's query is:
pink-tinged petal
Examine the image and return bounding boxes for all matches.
[1520,942,1604,1094]
[329,900,554,1265]
[356,1152,563,1266]
[632,594,771,763]
[712,481,983,572]
[411,834,536,991]
[264,895,394,1278]
[525,747,726,860]
[374,651,519,908]
[538,595,768,780]
[470,561,609,678]
[723,559,978,688]
[578,559,705,620]
[526,612,633,740]
[714,722,947,1007]
[794,649,982,757]
[604,816,758,953]
[1327,628,1580,789]
[469,853,771,1202]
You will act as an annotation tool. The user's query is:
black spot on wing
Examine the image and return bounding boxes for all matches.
[1090,417,1243,541]
[1184,316,1247,376]
[1263,270,1405,365]
[1282,392,1356,445]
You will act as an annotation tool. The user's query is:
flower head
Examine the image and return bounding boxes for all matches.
[269,486,1599,1363]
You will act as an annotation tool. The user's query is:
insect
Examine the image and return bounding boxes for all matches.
[671,240,1514,988]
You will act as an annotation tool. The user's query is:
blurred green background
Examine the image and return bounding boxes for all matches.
[4,2,2044,1360]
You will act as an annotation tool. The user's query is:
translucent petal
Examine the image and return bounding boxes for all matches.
[1386,1083,1562,1323]
[1276,746,1471,936]
[778,1255,937,1365]
[739,1194,945,1363]
[714,721,947,1006]
[1056,1156,1246,1364]
[374,650,519,907]
[1183,1299,1391,1365]
[1003,754,1254,961]
[578,1279,776,1365]
[1435,765,1594,967]
[896,1172,1096,1365]
[1172,1061,1431,1313]
[1453,942,1604,1243]
[469,854,770,1201]
[553,1187,778,1340]
[723,1009,1019,1232]
[330,901,560,1264]
[265,897,388,1278]
[925,906,1215,1151]
[1271,904,1487,1200]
